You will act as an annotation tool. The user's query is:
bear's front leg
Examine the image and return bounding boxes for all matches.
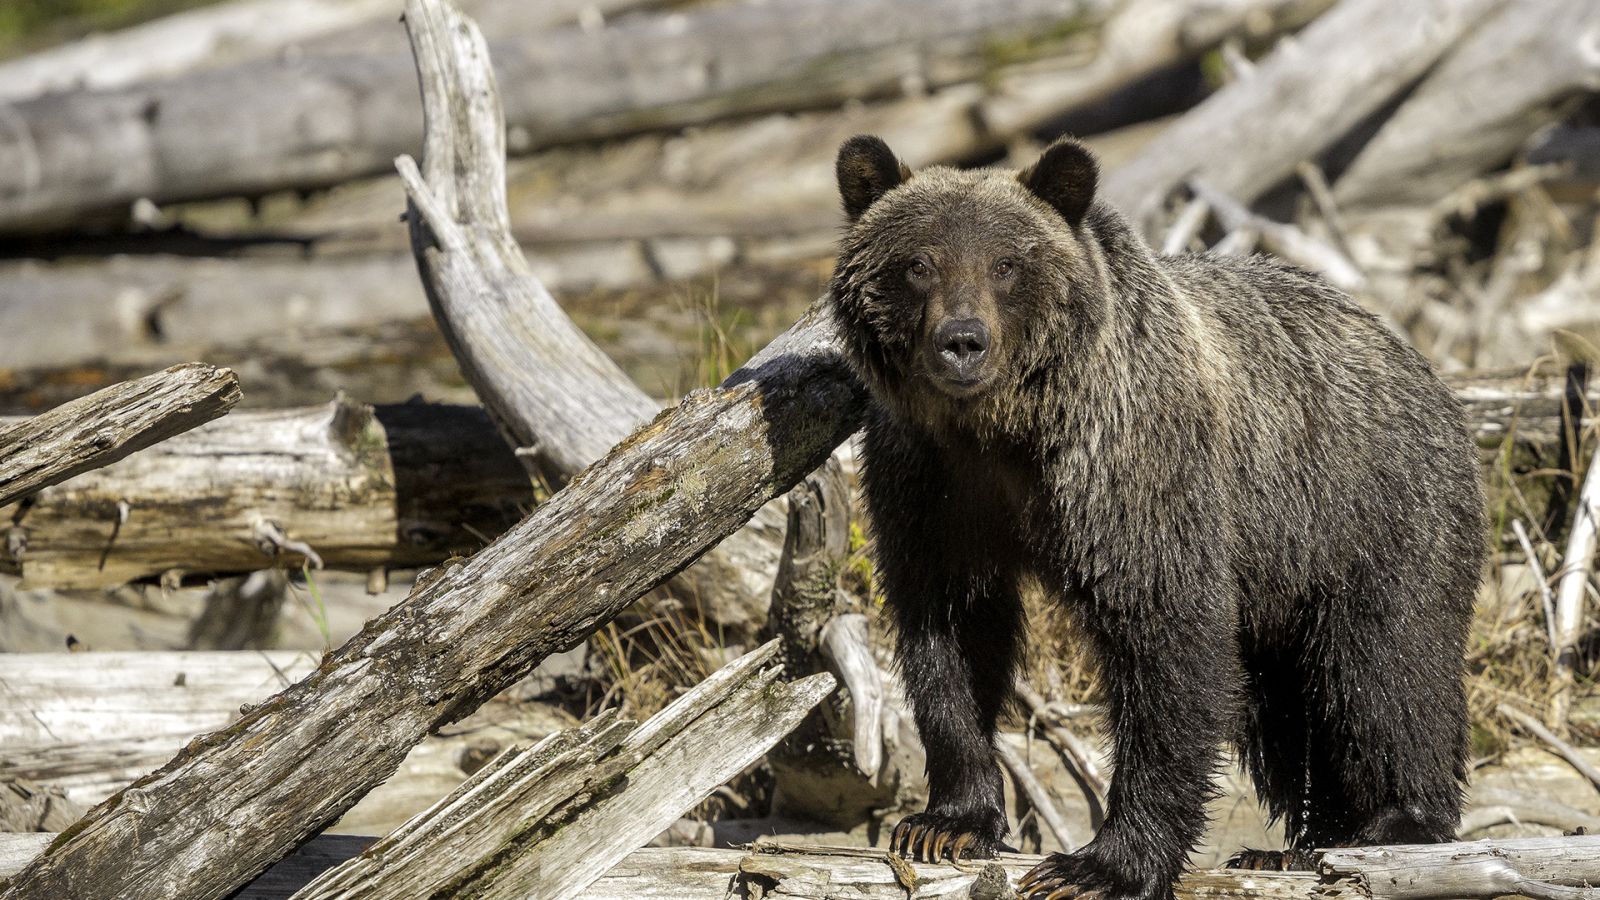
[887,573,1024,864]
[1017,584,1237,900]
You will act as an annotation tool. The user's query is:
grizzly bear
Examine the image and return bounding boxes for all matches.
[827,134,1485,900]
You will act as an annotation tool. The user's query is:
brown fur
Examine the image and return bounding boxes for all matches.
[829,135,1486,900]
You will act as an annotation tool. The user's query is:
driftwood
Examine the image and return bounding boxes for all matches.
[0,645,575,819]
[0,651,320,747]
[399,0,784,632]
[1548,440,1600,730]
[0,833,374,900]
[294,641,833,900]
[1331,0,1600,210]
[1319,837,1600,900]
[0,399,531,589]
[0,363,240,506]
[0,0,1109,234]
[8,834,1595,900]
[0,0,659,102]
[1102,0,1503,231]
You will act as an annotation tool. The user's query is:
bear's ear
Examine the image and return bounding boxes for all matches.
[836,135,910,223]
[1019,137,1098,228]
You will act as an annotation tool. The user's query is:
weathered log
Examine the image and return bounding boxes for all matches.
[1319,836,1600,900]
[0,363,240,506]
[0,0,660,103]
[0,399,531,589]
[7,834,1594,899]
[0,645,573,825]
[0,0,1109,234]
[0,651,319,747]
[0,833,373,900]
[978,0,1332,139]
[295,641,834,899]
[1331,0,1600,210]
[399,0,784,632]
[1101,0,1503,232]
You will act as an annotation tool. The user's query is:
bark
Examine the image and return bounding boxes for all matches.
[294,641,834,900]
[1101,0,1504,232]
[1331,0,1600,210]
[0,399,532,589]
[0,363,240,506]
[0,0,1111,234]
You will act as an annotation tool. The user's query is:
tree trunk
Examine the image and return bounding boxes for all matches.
[0,363,240,506]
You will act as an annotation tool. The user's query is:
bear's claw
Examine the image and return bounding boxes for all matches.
[1015,863,1105,900]
[1224,848,1315,871]
[888,812,1002,864]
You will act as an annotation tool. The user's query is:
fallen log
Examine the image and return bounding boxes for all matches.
[1331,0,1600,210]
[0,651,319,747]
[0,0,1109,234]
[1319,837,1600,900]
[0,363,240,506]
[295,641,834,899]
[0,0,660,103]
[8,834,1598,899]
[0,833,376,900]
[0,399,532,589]
[1101,0,1502,232]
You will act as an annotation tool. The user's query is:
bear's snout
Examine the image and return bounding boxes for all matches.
[932,318,990,383]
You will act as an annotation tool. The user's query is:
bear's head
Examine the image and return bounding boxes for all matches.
[828,135,1105,432]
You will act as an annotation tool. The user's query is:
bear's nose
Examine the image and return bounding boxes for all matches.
[935,318,990,370]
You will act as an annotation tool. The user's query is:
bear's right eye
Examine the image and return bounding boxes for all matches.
[906,259,931,281]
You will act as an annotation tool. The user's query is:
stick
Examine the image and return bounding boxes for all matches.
[1551,442,1600,729]
[0,363,239,506]
[1513,518,1561,654]
[997,739,1077,851]
[1498,704,1600,794]
[1015,682,1107,830]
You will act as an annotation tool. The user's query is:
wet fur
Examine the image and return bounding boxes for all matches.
[829,138,1486,899]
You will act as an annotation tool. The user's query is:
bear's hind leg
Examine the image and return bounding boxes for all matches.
[1297,582,1469,853]
[1226,640,1315,871]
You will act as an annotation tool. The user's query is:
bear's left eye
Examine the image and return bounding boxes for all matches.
[993,258,1016,278]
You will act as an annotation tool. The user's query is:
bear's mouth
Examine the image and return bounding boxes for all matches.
[930,369,993,398]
